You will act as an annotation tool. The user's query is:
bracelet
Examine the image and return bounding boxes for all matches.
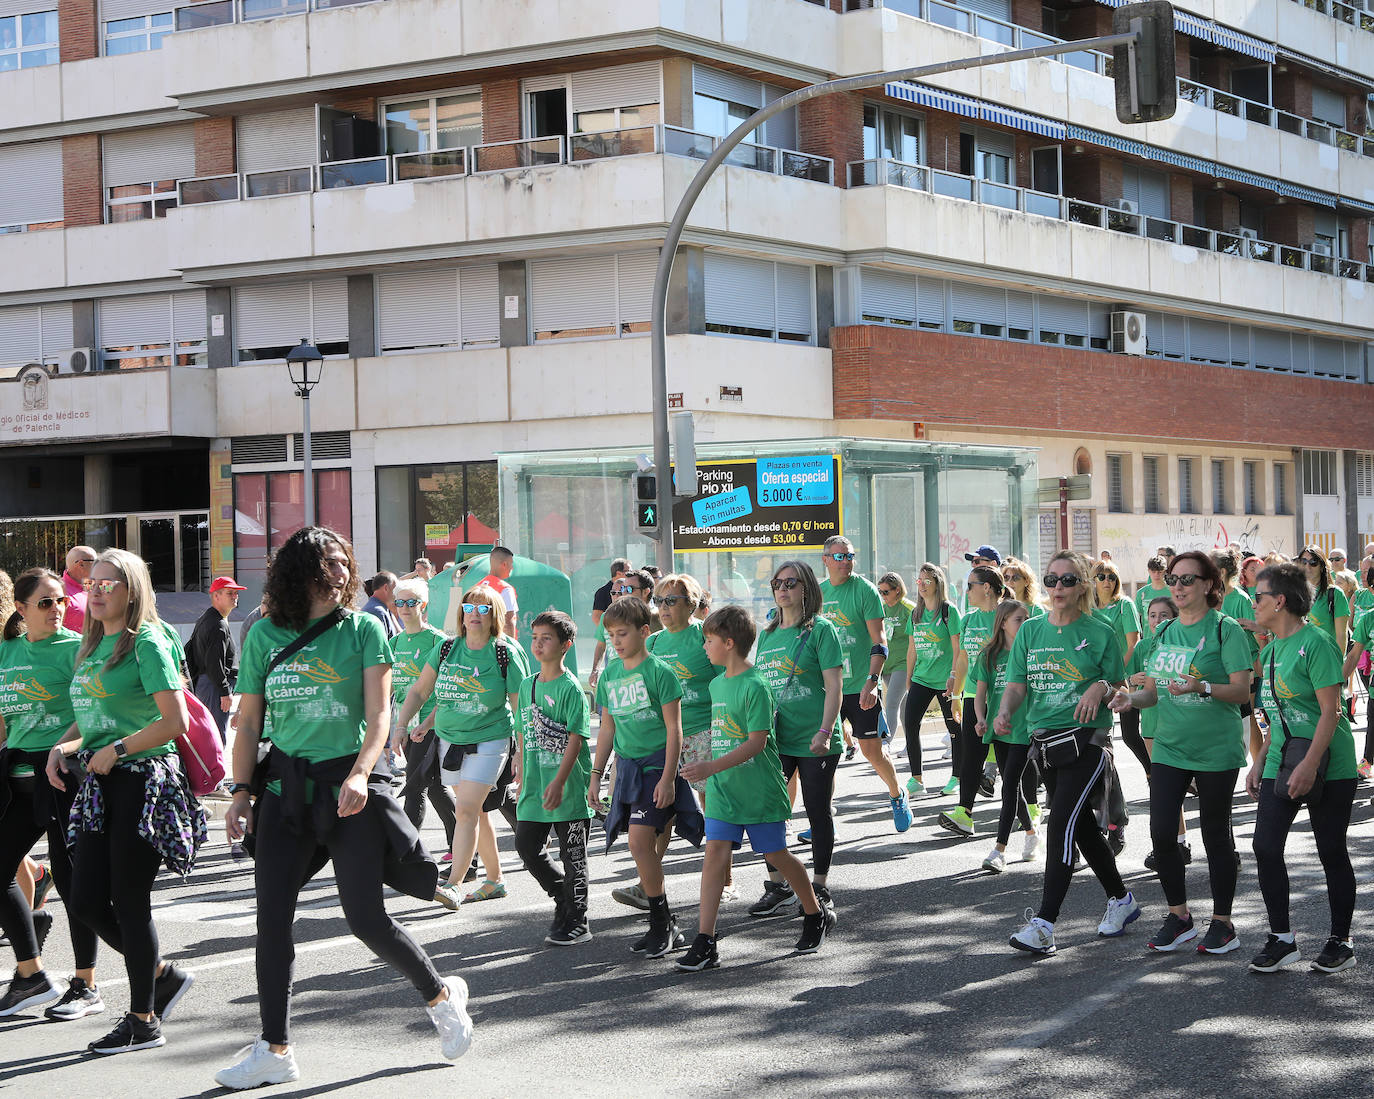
[229,782,251,795]
[590,768,603,776]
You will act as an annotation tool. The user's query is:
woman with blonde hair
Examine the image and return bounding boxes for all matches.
[902,563,962,798]
[1001,558,1045,617]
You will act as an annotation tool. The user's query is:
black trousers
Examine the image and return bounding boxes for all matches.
[253,791,444,1045]
[402,735,456,850]
[780,753,840,877]
[513,819,590,923]
[1252,777,1357,940]
[902,682,960,778]
[991,741,1033,846]
[1118,708,1150,780]
[68,769,164,1013]
[957,705,991,812]
[1036,740,1127,924]
[0,775,98,969]
[1149,763,1239,912]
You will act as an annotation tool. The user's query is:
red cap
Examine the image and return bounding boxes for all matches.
[209,576,247,594]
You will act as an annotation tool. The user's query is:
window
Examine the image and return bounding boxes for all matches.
[1302,449,1338,496]
[1143,456,1164,514]
[1356,453,1373,499]
[529,252,655,342]
[235,279,348,362]
[1031,145,1060,195]
[377,265,499,353]
[1274,463,1292,516]
[102,124,196,223]
[0,301,73,373]
[0,139,63,232]
[1211,459,1229,515]
[234,470,352,595]
[0,10,58,71]
[863,105,923,163]
[1179,458,1196,514]
[692,65,795,149]
[959,128,1012,183]
[1243,460,1261,515]
[381,90,481,155]
[704,254,813,344]
[98,291,207,369]
[524,62,662,141]
[376,462,499,572]
[1107,454,1128,513]
[104,12,171,55]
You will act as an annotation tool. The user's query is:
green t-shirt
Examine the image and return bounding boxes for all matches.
[69,623,184,759]
[392,624,446,718]
[1146,611,1253,772]
[882,598,915,675]
[1257,625,1357,782]
[819,575,883,694]
[754,618,844,756]
[1221,587,1260,662]
[516,669,592,823]
[427,636,529,745]
[0,629,80,756]
[1135,583,1172,623]
[1306,586,1350,640]
[1007,613,1125,732]
[1353,607,1373,651]
[1352,588,1374,616]
[646,622,720,735]
[705,667,788,826]
[908,602,963,690]
[957,607,995,698]
[1094,598,1141,663]
[1127,629,1161,739]
[974,648,1028,746]
[238,611,393,763]
[1025,602,1046,619]
[594,653,684,760]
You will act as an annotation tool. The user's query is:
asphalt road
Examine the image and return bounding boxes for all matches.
[4,729,1372,1098]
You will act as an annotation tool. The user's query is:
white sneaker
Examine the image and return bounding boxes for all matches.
[1097,891,1141,937]
[720,882,740,903]
[1009,911,1056,955]
[214,1038,300,1090]
[611,883,649,910]
[1022,832,1041,863]
[981,847,1006,874]
[427,976,474,1060]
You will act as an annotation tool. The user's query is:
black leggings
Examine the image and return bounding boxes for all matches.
[902,682,960,779]
[1252,777,1357,940]
[402,736,456,849]
[1149,763,1239,912]
[957,705,991,812]
[514,819,590,921]
[68,769,164,1014]
[780,753,840,877]
[254,791,444,1045]
[991,741,1034,845]
[1118,708,1150,781]
[0,776,98,969]
[1037,740,1127,924]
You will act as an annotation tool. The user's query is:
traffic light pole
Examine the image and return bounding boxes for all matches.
[647,18,1159,573]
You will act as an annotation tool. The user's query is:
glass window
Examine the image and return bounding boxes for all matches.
[694,94,757,141]
[1243,461,1260,515]
[1143,456,1163,513]
[1179,458,1196,514]
[383,91,481,155]
[375,462,500,567]
[863,105,922,163]
[104,11,172,55]
[106,179,178,223]
[574,103,659,134]
[0,10,58,71]
[1107,454,1126,513]
[234,470,352,594]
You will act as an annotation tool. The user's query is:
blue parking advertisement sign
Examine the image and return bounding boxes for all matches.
[672,455,843,553]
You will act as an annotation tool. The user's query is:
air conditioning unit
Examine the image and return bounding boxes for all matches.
[52,348,96,375]
[1112,198,1138,214]
[1311,241,1332,257]
[1110,310,1147,356]
[1238,228,1258,241]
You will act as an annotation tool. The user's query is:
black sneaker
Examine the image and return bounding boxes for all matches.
[1197,919,1240,955]
[633,916,685,959]
[33,909,53,955]
[979,773,996,798]
[794,909,836,954]
[814,884,836,923]
[1310,937,1357,974]
[546,921,592,947]
[32,864,55,909]
[1144,841,1190,871]
[747,881,798,918]
[1146,912,1197,952]
[676,934,720,972]
[45,976,106,1021]
[1107,826,1126,857]
[1249,934,1301,973]
[88,1012,165,1055]
[1180,842,1192,865]
[0,969,62,1017]
[843,745,856,762]
[152,963,193,1021]
[549,897,569,940]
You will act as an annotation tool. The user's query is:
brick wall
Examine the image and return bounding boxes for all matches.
[57,0,97,63]
[1272,71,1313,118]
[1168,172,1193,223]
[1062,152,1120,205]
[1009,0,1039,31]
[798,92,863,186]
[61,134,102,228]
[194,118,236,177]
[831,325,1374,449]
[1204,189,1241,233]
[925,112,962,173]
[1351,218,1370,263]
[1265,204,1315,248]
[482,79,521,144]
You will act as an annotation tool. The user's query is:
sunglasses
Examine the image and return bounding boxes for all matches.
[967,580,986,590]
[877,587,894,596]
[75,558,96,566]
[1298,556,1319,567]
[394,598,422,608]
[653,596,687,608]
[1164,573,1202,587]
[1042,574,1081,589]
[91,579,124,595]
[827,552,855,562]
[1253,589,1276,601]
[1094,573,1115,582]
[770,578,802,591]
[612,585,641,595]
[29,596,69,610]
[460,603,493,615]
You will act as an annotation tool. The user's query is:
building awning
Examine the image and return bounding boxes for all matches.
[885,82,1067,140]
[1094,0,1275,63]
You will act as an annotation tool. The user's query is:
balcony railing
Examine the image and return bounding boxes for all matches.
[1284,0,1374,34]
[470,135,564,174]
[848,157,1374,284]
[1178,79,1374,158]
[663,125,835,183]
[173,0,381,30]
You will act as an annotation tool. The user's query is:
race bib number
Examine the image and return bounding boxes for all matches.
[607,677,650,714]
[1148,645,1194,683]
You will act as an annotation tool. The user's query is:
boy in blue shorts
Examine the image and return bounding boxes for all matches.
[678,606,835,970]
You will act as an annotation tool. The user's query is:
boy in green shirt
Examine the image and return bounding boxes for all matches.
[515,611,594,947]
[678,606,834,971]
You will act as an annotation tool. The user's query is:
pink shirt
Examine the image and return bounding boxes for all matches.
[62,570,87,632]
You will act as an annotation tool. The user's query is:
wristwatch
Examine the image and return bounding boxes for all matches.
[867,673,880,683]
[229,782,252,795]
[1199,681,1213,698]
[113,739,128,759]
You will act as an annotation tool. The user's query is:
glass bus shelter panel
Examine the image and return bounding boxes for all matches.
[871,471,927,584]
[939,465,1026,593]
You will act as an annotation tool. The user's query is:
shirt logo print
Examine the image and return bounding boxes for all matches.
[12,676,55,703]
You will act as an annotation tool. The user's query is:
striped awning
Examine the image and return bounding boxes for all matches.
[978,103,1066,140]
[885,81,980,119]
[1276,49,1374,94]
[1276,181,1337,208]
[1095,0,1275,63]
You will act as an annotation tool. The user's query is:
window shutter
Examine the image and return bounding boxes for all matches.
[615,252,657,329]
[774,263,812,339]
[570,61,660,114]
[99,294,171,349]
[1228,325,1250,364]
[310,279,349,344]
[236,108,319,172]
[951,282,1005,327]
[917,277,946,328]
[693,66,763,108]
[0,140,64,227]
[1137,168,1170,219]
[1035,295,1086,336]
[40,302,74,354]
[975,127,1014,159]
[172,290,207,345]
[1311,86,1347,128]
[1188,319,1229,363]
[100,0,169,20]
[1289,335,1312,375]
[101,124,197,189]
[1253,329,1290,370]
[236,281,311,351]
[1159,313,1186,358]
[961,0,1011,18]
[704,253,774,331]
[762,85,798,150]
[861,269,917,323]
[458,265,499,346]
[530,256,618,334]
[0,305,41,365]
[1312,337,1345,377]
[379,268,460,351]
[1008,291,1034,333]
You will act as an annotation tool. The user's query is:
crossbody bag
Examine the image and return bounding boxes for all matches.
[1267,650,1330,805]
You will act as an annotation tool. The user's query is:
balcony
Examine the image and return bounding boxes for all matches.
[0,218,175,295]
[1284,0,1374,35]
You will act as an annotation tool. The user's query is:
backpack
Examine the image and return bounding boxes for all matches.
[438,636,512,682]
[177,690,227,796]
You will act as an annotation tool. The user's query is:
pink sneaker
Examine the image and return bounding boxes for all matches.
[440,853,453,864]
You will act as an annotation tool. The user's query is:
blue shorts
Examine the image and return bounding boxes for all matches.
[704,817,787,854]
[627,798,673,832]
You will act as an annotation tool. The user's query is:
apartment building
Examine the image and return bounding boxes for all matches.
[1,0,1372,600]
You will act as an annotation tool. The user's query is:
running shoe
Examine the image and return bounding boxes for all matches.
[546,921,592,947]
[32,863,54,910]
[905,775,922,796]
[1107,825,1126,857]
[611,884,650,910]
[677,934,720,972]
[88,1013,165,1055]
[938,733,952,759]
[1144,841,1191,871]
[938,806,974,837]
[720,882,740,903]
[795,909,836,954]
[748,881,798,918]
[0,969,62,1017]
[1310,938,1357,974]
[981,847,1006,874]
[634,916,685,959]
[891,791,913,833]
[1358,759,1372,781]
[843,745,856,762]
[1197,920,1240,955]
[434,882,463,911]
[1097,892,1141,937]
[1009,911,1056,956]
[152,963,194,1021]
[1146,912,1197,952]
[814,884,836,921]
[215,1038,301,1089]
[1022,832,1041,862]
[440,852,453,864]
[464,880,507,903]
[45,976,105,1021]
[427,976,474,1059]
[980,761,997,798]
[1248,934,1301,973]
[940,776,959,796]
[796,829,812,845]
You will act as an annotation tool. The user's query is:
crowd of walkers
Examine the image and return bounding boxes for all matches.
[0,529,1369,1089]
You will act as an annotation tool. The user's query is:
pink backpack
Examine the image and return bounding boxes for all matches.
[178,688,226,796]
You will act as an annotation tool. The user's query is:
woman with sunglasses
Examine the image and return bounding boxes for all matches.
[1001,560,1045,618]
[45,549,202,1054]
[902,563,962,802]
[877,573,914,766]
[0,569,103,1020]
[1109,551,1253,954]
[1247,562,1358,974]
[397,582,529,912]
[1298,545,1350,653]
[998,550,1137,956]
[1093,561,1146,784]
[588,570,657,690]
[752,561,844,917]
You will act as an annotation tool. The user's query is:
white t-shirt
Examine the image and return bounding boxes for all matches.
[483,574,518,614]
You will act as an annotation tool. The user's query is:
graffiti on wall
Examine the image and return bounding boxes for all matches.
[1098,515,1290,581]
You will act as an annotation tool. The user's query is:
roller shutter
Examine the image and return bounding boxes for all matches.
[101,124,196,188]
[236,108,319,172]
[0,140,63,227]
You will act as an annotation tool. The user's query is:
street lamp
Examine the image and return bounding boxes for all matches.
[285,339,323,527]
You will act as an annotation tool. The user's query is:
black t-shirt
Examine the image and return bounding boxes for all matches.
[592,580,615,614]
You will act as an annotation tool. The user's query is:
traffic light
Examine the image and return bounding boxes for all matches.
[635,474,659,534]
[1113,1,1177,124]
